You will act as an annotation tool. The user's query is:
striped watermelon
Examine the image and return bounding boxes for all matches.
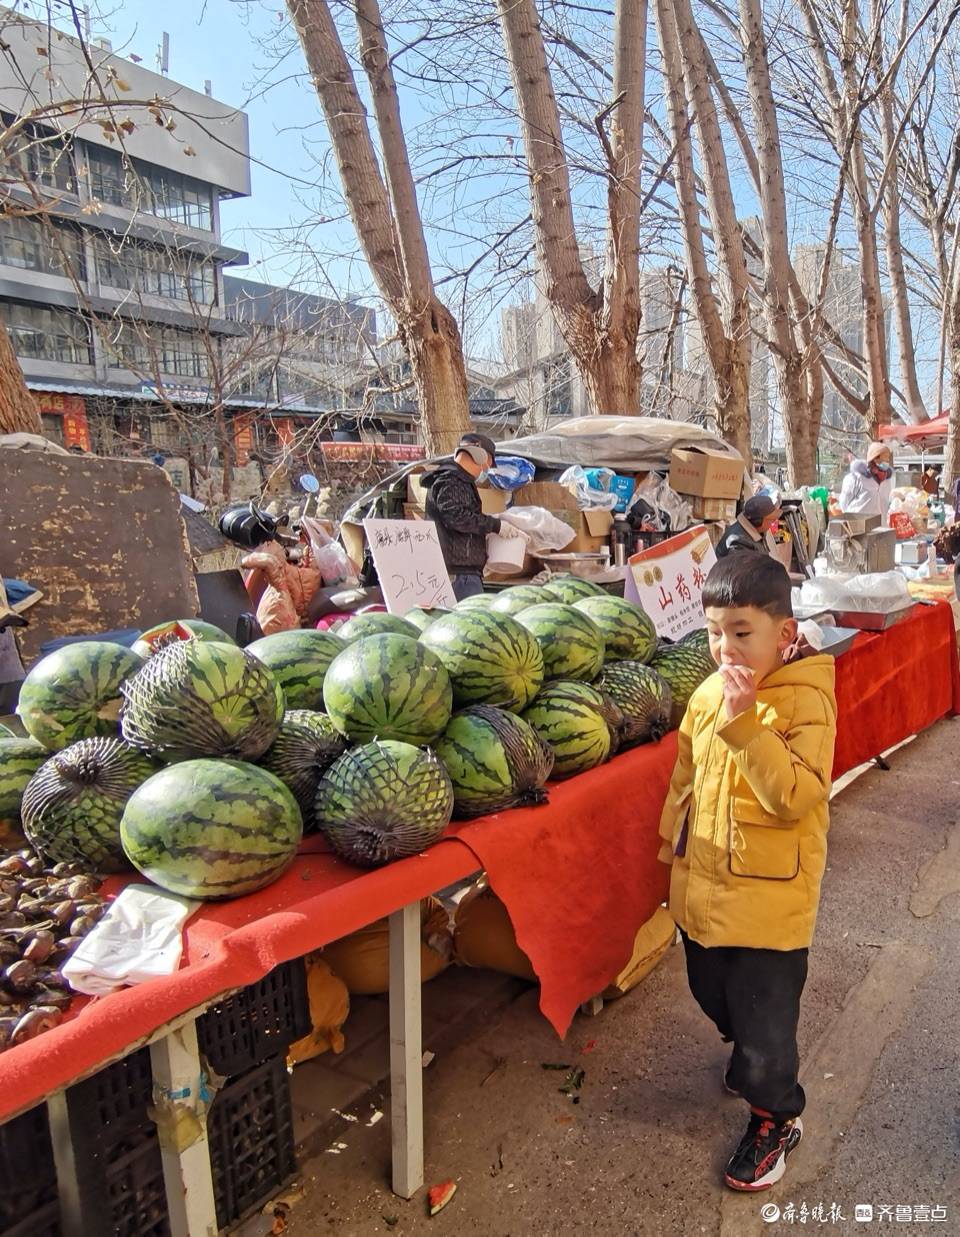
[456,594,497,611]
[522,685,612,779]
[650,641,716,727]
[120,758,302,899]
[404,607,451,633]
[339,613,419,643]
[246,630,346,710]
[258,709,348,830]
[132,619,234,657]
[515,603,604,682]
[323,635,452,746]
[574,595,658,664]
[121,640,284,762]
[22,738,158,873]
[435,705,554,818]
[18,642,144,751]
[0,737,48,825]
[528,680,624,753]
[316,740,454,867]
[420,610,544,712]
[542,575,607,604]
[489,585,548,616]
[597,661,673,746]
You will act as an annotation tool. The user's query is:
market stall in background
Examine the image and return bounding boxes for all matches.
[0,419,958,1236]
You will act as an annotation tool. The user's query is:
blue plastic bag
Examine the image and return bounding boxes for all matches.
[487,456,536,491]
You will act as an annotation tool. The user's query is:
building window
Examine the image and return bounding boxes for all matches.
[0,301,92,365]
[111,322,211,380]
[85,147,213,231]
[0,214,83,277]
[0,121,77,194]
[40,413,65,444]
[94,235,215,304]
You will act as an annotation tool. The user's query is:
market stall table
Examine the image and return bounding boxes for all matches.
[1,602,957,1234]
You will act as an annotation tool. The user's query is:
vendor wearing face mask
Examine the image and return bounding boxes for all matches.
[838,442,894,518]
[422,432,523,600]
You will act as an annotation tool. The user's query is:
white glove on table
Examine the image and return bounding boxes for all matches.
[62,885,199,996]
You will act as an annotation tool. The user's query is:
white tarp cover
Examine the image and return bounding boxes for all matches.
[498,416,742,472]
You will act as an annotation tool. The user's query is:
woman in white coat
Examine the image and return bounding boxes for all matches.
[838,442,894,518]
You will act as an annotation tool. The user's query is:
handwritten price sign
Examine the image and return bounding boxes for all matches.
[626,526,716,641]
[363,518,456,615]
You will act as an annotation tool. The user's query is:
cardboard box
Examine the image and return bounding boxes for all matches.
[512,480,579,512]
[567,508,614,553]
[669,447,744,499]
[406,471,506,515]
[689,495,738,522]
[403,503,424,521]
[340,520,365,569]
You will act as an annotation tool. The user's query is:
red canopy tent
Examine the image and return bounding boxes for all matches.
[879,413,948,443]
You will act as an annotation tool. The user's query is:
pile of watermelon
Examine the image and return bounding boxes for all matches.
[0,580,717,896]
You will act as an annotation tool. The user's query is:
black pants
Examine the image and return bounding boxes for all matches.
[681,930,808,1122]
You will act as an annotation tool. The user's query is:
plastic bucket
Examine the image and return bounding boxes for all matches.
[485,533,527,575]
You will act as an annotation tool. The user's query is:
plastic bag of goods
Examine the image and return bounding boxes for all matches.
[499,506,576,552]
[843,571,912,612]
[628,473,692,533]
[800,576,855,611]
[602,906,677,999]
[558,465,618,511]
[486,456,536,491]
[287,956,350,1065]
[453,884,536,981]
[320,897,452,994]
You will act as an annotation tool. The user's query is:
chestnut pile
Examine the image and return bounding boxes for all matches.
[0,848,106,1049]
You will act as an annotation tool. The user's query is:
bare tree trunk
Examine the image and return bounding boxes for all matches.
[738,0,818,485]
[496,0,645,414]
[656,0,751,459]
[211,405,234,504]
[287,0,470,455]
[0,323,42,436]
[946,264,960,495]
[877,47,926,421]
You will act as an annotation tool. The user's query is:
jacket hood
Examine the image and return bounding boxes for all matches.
[761,653,837,708]
[851,459,873,479]
[420,461,470,489]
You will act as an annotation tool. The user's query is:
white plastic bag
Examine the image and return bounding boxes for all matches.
[557,465,618,511]
[628,474,692,532]
[302,516,356,585]
[499,506,576,552]
[62,885,199,995]
[843,571,911,612]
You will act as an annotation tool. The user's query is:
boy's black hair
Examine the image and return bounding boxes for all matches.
[702,553,793,619]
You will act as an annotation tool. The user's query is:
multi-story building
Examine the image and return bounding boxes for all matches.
[793,243,871,465]
[0,5,255,462]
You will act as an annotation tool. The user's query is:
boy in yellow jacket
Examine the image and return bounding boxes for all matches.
[658,554,837,1192]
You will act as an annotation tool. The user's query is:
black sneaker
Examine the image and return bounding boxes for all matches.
[723,1113,803,1191]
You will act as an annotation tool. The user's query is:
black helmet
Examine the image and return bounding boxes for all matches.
[218,501,280,548]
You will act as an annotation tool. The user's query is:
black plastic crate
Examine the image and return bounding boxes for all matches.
[208,1055,296,1230]
[66,1047,154,1140]
[0,1104,59,1237]
[104,1129,169,1237]
[2,1198,59,1237]
[197,959,310,1077]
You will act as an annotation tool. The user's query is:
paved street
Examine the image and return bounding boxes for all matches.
[270,718,960,1236]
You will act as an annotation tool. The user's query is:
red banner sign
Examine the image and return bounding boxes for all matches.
[319,441,425,463]
[33,392,91,451]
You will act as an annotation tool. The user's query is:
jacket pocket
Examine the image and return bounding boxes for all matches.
[728,797,800,880]
[671,788,692,856]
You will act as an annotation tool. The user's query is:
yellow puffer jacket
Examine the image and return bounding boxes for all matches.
[658,655,837,951]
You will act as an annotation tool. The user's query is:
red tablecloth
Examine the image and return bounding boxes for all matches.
[832,601,960,776]
[0,602,956,1121]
